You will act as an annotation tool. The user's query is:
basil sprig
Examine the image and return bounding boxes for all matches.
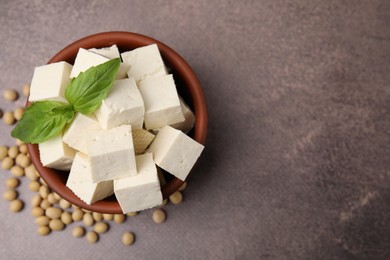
[11,58,120,144]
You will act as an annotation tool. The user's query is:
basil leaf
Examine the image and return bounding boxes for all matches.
[11,101,75,144]
[65,58,120,114]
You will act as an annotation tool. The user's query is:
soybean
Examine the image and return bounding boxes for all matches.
[29,181,41,192]
[49,219,65,231]
[61,212,73,225]
[10,165,24,177]
[59,199,71,209]
[94,222,109,234]
[15,153,30,167]
[23,84,30,97]
[3,111,15,125]
[3,89,18,101]
[35,216,50,226]
[169,191,183,205]
[72,209,84,221]
[103,214,114,221]
[122,232,135,246]
[40,199,51,210]
[92,212,103,221]
[32,207,45,217]
[114,214,126,224]
[31,194,42,207]
[45,207,62,219]
[25,165,39,181]
[2,157,14,170]
[83,213,94,226]
[6,177,20,188]
[38,226,51,236]
[0,146,8,160]
[72,226,85,238]
[86,231,99,244]
[152,209,166,224]
[179,181,187,191]
[13,107,24,120]
[3,190,18,201]
[127,211,138,217]
[10,199,24,212]
[39,186,50,199]
[8,146,19,159]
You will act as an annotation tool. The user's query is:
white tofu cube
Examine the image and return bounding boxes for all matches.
[132,129,155,155]
[87,125,137,182]
[170,98,195,133]
[66,152,114,205]
[138,74,184,130]
[94,78,144,130]
[117,63,130,79]
[70,48,109,78]
[29,61,72,103]
[89,44,120,59]
[38,135,76,171]
[63,113,102,154]
[147,125,204,181]
[121,44,167,82]
[114,153,163,213]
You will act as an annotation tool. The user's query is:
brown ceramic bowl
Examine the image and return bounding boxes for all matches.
[26,31,208,214]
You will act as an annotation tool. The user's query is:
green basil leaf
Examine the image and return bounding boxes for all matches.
[11,101,75,144]
[65,58,120,114]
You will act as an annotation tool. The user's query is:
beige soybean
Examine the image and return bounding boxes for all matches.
[25,165,38,181]
[15,139,24,146]
[40,199,51,210]
[169,191,183,205]
[72,209,84,221]
[2,157,14,170]
[160,199,168,207]
[29,181,41,192]
[114,214,126,224]
[72,226,85,238]
[3,89,18,101]
[3,189,18,201]
[103,213,114,221]
[83,213,94,226]
[53,193,62,201]
[31,194,42,207]
[40,178,47,186]
[23,84,30,97]
[19,144,28,154]
[10,165,24,177]
[179,181,187,191]
[152,209,166,224]
[38,226,51,236]
[86,231,99,244]
[122,232,135,246]
[45,207,62,219]
[6,177,20,188]
[92,212,103,221]
[32,207,45,217]
[127,211,138,217]
[94,222,109,234]
[0,146,8,160]
[8,146,19,159]
[59,199,71,209]
[13,107,24,120]
[39,186,50,199]
[61,212,73,225]
[35,216,50,226]
[15,153,30,167]
[49,219,65,231]
[3,111,15,125]
[9,199,24,212]
[47,193,59,204]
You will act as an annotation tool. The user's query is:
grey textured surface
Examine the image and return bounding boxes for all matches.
[0,0,389,259]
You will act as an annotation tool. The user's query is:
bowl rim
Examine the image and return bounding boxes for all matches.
[26,31,208,214]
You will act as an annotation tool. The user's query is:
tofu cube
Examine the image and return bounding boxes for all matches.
[63,113,102,154]
[38,135,76,171]
[132,129,155,155]
[89,44,120,59]
[94,78,144,130]
[170,97,195,133]
[121,44,167,82]
[147,125,204,181]
[87,125,137,182]
[114,153,163,213]
[66,152,114,205]
[69,48,129,80]
[70,48,109,78]
[29,61,72,103]
[138,74,184,130]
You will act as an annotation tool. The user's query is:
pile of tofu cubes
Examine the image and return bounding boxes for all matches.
[29,44,204,213]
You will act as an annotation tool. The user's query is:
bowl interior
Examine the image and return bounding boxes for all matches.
[26,31,207,214]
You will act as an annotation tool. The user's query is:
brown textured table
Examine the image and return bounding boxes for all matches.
[0,1,389,259]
